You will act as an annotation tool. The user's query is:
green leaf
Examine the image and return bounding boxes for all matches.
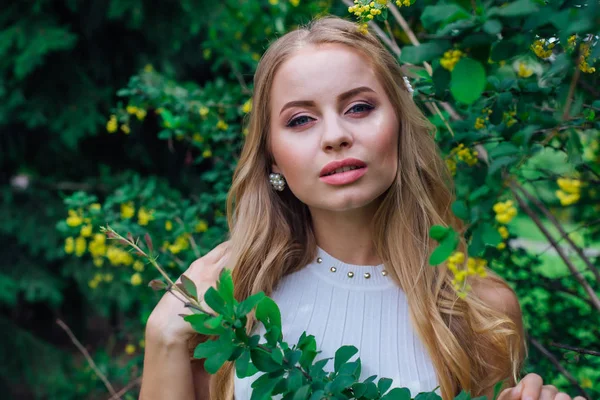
[250,348,281,372]
[193,338,220,360]
[256,297,282,332]
[287,368,303,392]
[488,156,518,176]
[488,0,539,17]
[329,374,355,393]
[183,314,226,335]
[450,58,486,105]
[492,380,506,400]
[235,350,254,378]
[482,19,502,35]
[430,225,449,241]
[421,4,471,31]
[399,41,451,64]
[452,200,469,221]
[180,275,198,301]
[429,229,459,265]
[309,390,325,400]
[334,345,358,373]
[352,382,368,398]
[237,292,266,316]
[490,40,520,62]
[204,286,227,315]
[217,268,235,305]
[381,387,411,400]
[377,378,393,394]
[270,346,284,365]
[414,391,442,400]
[454,390,471,400]
[204,342,236,374]
[489,143,519,159]
[432,66,451,96]
[293,385,311,400]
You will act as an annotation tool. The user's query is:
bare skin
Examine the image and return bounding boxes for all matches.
[139,241,230,400]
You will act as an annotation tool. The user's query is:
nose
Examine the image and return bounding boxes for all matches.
[321,113,353,152]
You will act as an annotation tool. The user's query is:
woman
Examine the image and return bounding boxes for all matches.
[140,16,585,400]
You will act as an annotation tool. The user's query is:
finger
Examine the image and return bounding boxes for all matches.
[497,387,515,400]
[540,385,558,400]
[521,373,543,400]
[573,397,586,400]
[554,393,572,400]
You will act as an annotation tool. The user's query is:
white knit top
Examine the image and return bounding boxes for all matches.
[233,246,440,399]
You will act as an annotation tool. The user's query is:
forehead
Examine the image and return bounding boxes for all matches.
[270,43,380,102]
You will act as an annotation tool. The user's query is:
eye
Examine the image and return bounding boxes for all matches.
[286,115,315,128]
[346,103,375,114]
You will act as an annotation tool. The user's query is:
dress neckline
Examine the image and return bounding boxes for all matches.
[304,246,395,290]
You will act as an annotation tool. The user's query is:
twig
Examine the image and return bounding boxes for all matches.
[549,342,600,357]
[383,19,401,55]
[509,185,600,312]
[107,377,142,400]
[228,61,252,95]
[562,65,581,122]
[56,319,120,398]
[513,181,600,283]
[529,338,590,399]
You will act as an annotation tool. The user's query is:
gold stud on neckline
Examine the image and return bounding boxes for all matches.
[381,270,388,276]
[347,271,354,278]
[364,272,371,279]
[330,266,337,273]
[317,257,322,264]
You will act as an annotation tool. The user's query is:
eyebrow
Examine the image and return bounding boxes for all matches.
[278,86,376,116]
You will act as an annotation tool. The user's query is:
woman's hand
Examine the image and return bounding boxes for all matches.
[145,240,231,345]
[498,373,586,400]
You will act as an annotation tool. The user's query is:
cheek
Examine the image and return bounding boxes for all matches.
[371,118,399,171]
[271,136,310,178]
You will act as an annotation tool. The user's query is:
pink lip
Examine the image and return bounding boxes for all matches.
[319,166,367,185]
[320,157,367,177]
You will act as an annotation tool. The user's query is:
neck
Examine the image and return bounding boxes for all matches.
[309,202,382,266]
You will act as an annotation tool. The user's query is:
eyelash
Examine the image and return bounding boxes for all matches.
[285,103,375,128]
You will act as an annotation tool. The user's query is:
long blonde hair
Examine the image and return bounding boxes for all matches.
[203,15,525,400]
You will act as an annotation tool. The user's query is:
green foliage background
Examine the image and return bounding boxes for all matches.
[1,0,599,399]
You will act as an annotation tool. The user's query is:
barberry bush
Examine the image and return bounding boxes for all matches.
[1,0,599,398]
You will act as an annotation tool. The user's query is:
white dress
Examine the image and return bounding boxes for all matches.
[233,246,441,399]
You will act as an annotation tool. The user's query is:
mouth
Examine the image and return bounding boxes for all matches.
[321,165,366,177]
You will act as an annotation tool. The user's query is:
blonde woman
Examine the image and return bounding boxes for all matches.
[140,16,585,400]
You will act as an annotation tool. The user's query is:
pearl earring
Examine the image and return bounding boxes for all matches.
[269,173,286,191]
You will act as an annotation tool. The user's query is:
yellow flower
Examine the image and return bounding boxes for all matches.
[290,0,300,6]
[93,257,104,267]
[126,105,138,115]
[120,124,131,134]
[88,234,107,258]
[446,158,457,176]
[168,235,190,255]
[195,220,208,233]
[133,260,145,272]
[144,64,154,73]
[121,201,135,219]
[556,190,580,206]
[66,209,83,227]
[531,39,553,59]
[496,242,506,250]
[65,237,75,254]
[75,237,87,257]
[106,115,118,133]
[243,128,249,136]
[103,273,113,282]
[216,120,229,131]
[125,344,136,355]
[498,226,509,240]
[80,224,93,238]
[440,49,464,71]
[90,203,101,211]
[137,207,154,226]
[517,62,534,78]
[106,246,134,266]
[269,0,278,4]
[165,220,173,231]
[199,106,209,117]
[131,273,143,286]
[88,279,100,289]
[242,98,252,114]
[357,23,369,35]
[203,149,213,158]
[252,53,261,61]
[135,109,147,121]
[193,133,204,143]
[474,117,486,130]
[493,200,517,224]
[557,178,581,194]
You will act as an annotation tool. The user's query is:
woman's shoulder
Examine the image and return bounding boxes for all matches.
[470,275,522,322]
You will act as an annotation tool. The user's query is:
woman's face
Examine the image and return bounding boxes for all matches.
[269,43,399,213]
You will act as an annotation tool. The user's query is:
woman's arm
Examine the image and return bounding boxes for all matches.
[139,326,196,400]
